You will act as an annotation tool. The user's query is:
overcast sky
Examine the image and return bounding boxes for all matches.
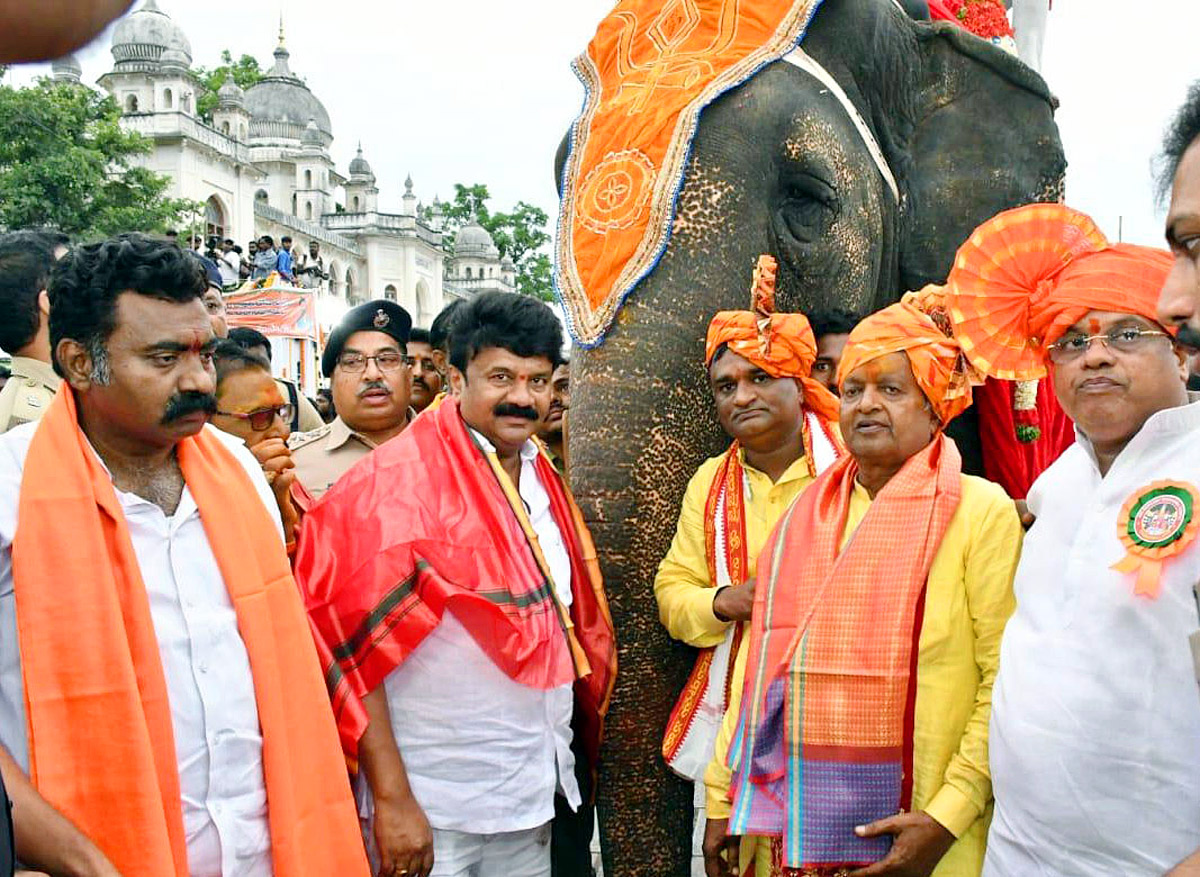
[8,0,1200,251]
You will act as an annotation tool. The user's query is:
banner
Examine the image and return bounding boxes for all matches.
[225,287,317,340]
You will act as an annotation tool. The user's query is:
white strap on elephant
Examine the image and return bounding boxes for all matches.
[780,48,901,204]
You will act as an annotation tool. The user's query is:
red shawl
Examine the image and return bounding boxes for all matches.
[293,398,616,766]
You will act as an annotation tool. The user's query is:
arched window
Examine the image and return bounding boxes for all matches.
[305,202,313,220]
[221,121,230,135]
[304,169,312,188]
[415,279,433,326]
[329,261,342,298]
[239,123,247,140]
[352,196,360,212]
[163,88,173,109]
[465,267,472,279]
[384,284,397,302]
[204,195,226,240]
[255,189,269,205]
[125,94,139,113]
[346,268,359,305]
[291,193,297,216]
[181,93,191,114]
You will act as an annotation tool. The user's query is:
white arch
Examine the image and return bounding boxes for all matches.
[328,260,343,298]
[163,87,173,109]
[415,279,434,327]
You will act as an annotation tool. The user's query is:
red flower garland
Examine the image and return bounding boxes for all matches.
[945,0,1015,40]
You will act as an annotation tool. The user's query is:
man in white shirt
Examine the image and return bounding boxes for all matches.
[0,234,368,877]
[941,204,1200,876]
[294,292,615,877]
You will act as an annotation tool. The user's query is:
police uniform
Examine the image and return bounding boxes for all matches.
[0,357,59,433]
[288,416,381,498]
[290,299,413,497]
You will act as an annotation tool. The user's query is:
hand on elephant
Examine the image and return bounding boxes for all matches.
[702,818,741,877]
[713,578,755,624]
[372,793,434,877]
[847,811,955,877]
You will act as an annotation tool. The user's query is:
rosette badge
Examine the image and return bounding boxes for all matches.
[1112,481,1200,599]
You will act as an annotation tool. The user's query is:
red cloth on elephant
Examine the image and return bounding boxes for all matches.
[292,398,616,766]
[975,377,1074,499]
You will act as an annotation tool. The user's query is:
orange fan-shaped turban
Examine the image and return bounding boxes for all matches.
[946,203,1174,380]
[705,255,841,424]
[837,285,984,425]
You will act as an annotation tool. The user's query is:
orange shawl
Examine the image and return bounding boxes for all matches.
[12,389,368,877]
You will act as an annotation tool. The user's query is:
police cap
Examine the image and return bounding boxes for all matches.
[322,299,413,377]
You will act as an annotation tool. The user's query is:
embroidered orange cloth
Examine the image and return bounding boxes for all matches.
[729,435,963,869]
[836,290,981,424]
[294,397,617,769]
[947,203,1174,380]
[12,389,368,877]
[557,0,821,345]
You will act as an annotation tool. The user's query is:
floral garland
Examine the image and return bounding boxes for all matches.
[944,0,1015,39]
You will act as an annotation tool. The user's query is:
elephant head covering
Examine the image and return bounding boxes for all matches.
[705,255,842,424]
[837,285,983,425]
[556,0,896,347]
[946,203,1174,381]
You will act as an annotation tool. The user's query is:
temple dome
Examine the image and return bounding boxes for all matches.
[51,54,82,83]
[348,144,373,177]
[456,216,499,257]
[217,77,244,105]
[244,40,332,146]
[111,0,191,70]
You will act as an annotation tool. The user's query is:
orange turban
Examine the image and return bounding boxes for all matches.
[946,203,1174,381]
[836,287,982,425]
[705,256,841,424]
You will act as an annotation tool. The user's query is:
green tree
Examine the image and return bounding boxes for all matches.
[0,77,198,238]
[429,183,555,302]
[194,50,264,123]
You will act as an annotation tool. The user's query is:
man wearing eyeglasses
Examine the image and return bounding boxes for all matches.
[940,203,1200,876]
[290,299,414,498]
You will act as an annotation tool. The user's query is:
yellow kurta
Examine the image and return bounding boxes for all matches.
[654,449,817,647]
[705,474,1021,877]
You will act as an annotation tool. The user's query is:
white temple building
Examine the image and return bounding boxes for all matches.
[60,0,515,330]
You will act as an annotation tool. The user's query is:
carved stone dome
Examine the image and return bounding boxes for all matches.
[111,0,191,71]
[244,41,332,146]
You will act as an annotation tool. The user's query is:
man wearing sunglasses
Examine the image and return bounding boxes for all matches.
[941,204,1200,876]
[291,300,414,498]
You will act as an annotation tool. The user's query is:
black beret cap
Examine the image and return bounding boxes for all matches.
[322,299,413,377]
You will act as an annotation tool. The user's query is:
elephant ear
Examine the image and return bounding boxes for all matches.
[897,24,1066,293]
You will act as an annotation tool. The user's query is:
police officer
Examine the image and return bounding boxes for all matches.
[289,300,414,497]
[0,231,66,433]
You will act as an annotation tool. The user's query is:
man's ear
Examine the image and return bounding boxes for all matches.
[448,366,465,397]
[37,289,50,317]
[55,338,94,391]
[1173,343,1190,384]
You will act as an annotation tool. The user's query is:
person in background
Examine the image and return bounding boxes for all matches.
[0,233,368,877]
[314,387,335,423]
[252,236,279,280]
[297,241,327,289]
[429,298,466,379]
[806,307,861,396]
[164,229,179,245]
[226,327,323,433]
[218,239,240,287]
[196,256,228,339]
[407,328,443,414]
[276,236,295,283]
[0,230,68,433]
[538,362,570,473]
[289,300,414,498]
[294,292,615,877]
[211,341,304,548]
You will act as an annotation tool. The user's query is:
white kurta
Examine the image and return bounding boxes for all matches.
[0,422,284,877]
[986,401,1200,876]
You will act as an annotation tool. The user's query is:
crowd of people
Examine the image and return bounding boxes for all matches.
[0,65,1199,877]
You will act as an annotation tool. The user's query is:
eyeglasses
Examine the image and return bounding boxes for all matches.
[1047,327,1171,363]
[215,404,293,431]
[336,352,413,373]
[411,358,441,375]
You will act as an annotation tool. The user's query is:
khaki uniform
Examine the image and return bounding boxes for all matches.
[0,357,59,433]
[274,379,324,433]
[287,416,381,499]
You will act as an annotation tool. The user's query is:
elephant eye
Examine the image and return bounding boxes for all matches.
[777,173,836,244]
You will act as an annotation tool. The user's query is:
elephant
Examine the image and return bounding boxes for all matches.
[553,0,1065,873]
